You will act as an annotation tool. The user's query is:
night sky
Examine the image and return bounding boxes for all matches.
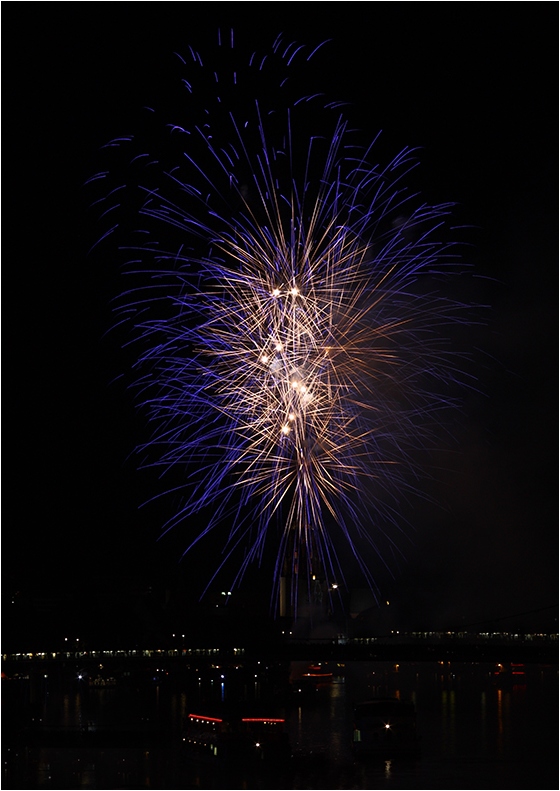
[6,4,558,640]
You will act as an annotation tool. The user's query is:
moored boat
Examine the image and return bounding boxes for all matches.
[492,662,526,685]
[352,697,419,757]
[302,663,333,682]
[183,711,290,763]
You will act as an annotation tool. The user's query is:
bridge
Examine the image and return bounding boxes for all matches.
[3,632,557,674]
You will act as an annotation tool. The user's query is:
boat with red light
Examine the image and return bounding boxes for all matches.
[302,663,333,682]
[183,710,290,763]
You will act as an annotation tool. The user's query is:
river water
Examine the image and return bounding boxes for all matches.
[3,660,558,789]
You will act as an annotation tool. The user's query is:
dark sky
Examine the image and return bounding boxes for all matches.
[6,4,558,634]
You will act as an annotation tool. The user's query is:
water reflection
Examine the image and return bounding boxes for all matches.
[384,758,392,779]
[2,660,557,789]
[441,689,456,751]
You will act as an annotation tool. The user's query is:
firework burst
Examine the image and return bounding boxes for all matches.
[89,31,474,615]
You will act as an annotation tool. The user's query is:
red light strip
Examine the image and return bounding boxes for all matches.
[241,718,285,723]
[188,714,223,723]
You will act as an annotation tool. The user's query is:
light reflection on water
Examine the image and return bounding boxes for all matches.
[3,660,558,789]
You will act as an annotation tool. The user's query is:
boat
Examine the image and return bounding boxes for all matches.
[302,663,333,682]
[183,711,290,763]
[352,697,419,757]
[88,674,117,688]
[492,662,526,685]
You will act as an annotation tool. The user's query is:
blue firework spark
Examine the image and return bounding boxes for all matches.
[90,31,474,614]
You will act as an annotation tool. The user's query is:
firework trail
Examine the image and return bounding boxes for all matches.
[89,31,474,615]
